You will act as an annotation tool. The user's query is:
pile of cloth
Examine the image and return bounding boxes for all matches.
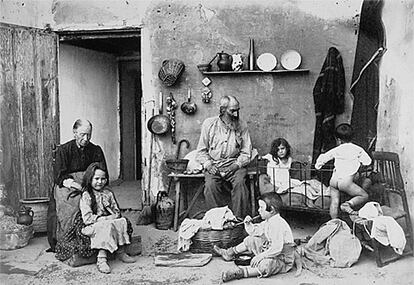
[177,206,237,252]
[355,201,406,255]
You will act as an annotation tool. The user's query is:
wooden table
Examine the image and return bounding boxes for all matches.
[168,171,258,231]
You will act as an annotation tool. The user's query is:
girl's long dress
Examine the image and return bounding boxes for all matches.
[80,188,130,253]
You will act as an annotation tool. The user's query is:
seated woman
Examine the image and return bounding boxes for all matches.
[55,162,135,273]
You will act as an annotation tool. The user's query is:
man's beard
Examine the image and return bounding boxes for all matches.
[227,114,240,130]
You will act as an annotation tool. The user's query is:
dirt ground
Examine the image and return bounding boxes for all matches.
[1,210,413,285]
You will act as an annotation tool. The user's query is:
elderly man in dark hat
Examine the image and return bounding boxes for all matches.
[196,95,253,218]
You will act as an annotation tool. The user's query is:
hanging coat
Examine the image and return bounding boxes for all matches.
[311,47,345,173]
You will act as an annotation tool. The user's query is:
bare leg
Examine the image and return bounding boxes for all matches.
[343,182,369,207]
[329,186,340,219]
[242,266,261,277]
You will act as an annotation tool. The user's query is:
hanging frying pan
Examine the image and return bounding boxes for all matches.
[147,91,171,135]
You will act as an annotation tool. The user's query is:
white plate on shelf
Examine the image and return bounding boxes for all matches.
[280,50,301,70]
[256,53,277,72]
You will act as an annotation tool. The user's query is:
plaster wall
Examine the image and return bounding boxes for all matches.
[58,43,120,180]
[0,0,53,29]
[378,0,414,225]
[1,0,362,196]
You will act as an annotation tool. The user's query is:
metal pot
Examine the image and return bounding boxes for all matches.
[181,89,197,115]
[147,91,171,135]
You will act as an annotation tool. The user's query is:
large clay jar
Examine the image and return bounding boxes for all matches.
[17,206,34,226]
[155,191,175,230]
[217,52,233,71]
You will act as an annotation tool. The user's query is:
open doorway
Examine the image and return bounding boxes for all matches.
[58,29,142,209]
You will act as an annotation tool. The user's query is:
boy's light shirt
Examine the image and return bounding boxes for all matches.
[245,213,294,258]
[315,142,371,176]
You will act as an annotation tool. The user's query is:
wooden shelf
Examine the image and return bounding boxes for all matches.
[201,69,309,75]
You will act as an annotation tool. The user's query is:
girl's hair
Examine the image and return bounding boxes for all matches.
[82,162,109,214]
[269,138,291,162]
[260,192,283,213]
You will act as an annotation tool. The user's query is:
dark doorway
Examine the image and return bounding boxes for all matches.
[58,29,142,181]
[119,60,142,180]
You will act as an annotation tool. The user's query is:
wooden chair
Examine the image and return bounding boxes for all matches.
[354,151,413,267]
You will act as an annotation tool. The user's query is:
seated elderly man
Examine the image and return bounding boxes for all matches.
[196,95,253,218]
[47,119,108,251]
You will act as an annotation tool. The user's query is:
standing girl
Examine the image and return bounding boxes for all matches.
[260,138,296,194]
[80,162,135,273]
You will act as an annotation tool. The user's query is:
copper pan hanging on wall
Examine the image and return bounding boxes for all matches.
[147,91,171,135]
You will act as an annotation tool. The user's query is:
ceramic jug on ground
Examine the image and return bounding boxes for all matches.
[217,52,233,71]
[155,191,175,230]
[17,206,34,226]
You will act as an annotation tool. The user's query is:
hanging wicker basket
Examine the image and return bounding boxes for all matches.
[190,224,247,254]
[158,59,185,86]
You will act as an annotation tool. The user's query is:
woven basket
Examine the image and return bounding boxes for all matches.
[20,197,49,233]
[190,224,247,254]
[158,59,185,86]
[0,224,34,250]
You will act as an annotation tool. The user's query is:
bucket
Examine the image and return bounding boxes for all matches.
[19,197,49,233]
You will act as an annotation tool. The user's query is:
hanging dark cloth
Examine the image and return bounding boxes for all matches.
[311,47,345,169]
[350,0,386,152]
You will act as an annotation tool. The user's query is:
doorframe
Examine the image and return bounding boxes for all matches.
[56,28,142,181]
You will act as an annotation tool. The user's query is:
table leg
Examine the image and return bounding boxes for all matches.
[249,174,256,215]
[174,178,181,232]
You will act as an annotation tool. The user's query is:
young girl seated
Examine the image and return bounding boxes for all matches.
[79,162,136,273]
[315,123,371,218]
[260,138,299,195]
[213,192,296,283]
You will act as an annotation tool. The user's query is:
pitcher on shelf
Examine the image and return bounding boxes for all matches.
[217,52,233,71]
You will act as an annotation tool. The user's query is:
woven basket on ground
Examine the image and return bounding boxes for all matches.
[158,59,185,86]
[190,224,247,255]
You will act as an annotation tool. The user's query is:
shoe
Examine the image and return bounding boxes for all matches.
[213,245,235,261]
[117,252,136,263]
[97,258,111,274]
[340,202,358,216]
[222,268,243,282]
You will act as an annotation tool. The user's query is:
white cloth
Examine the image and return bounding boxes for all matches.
[358,202,383,219]
[202,206,236,230]
[81,217,130,253]
[177,218,204,252]
[315,143,372,177]
[177,206,237,252]
[370,216,406,255]
[287,180,331,200]
[262,154,292,190]
[244,214,294,258]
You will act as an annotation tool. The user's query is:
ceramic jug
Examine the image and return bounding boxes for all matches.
[17,205,34,226]
[217,52,233,71]
[155,191,175,230]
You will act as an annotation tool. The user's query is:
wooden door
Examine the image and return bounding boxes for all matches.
[0,23,59,207]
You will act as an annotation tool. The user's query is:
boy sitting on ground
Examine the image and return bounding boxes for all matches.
[315,123,372,219]
[214,192,296,282]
